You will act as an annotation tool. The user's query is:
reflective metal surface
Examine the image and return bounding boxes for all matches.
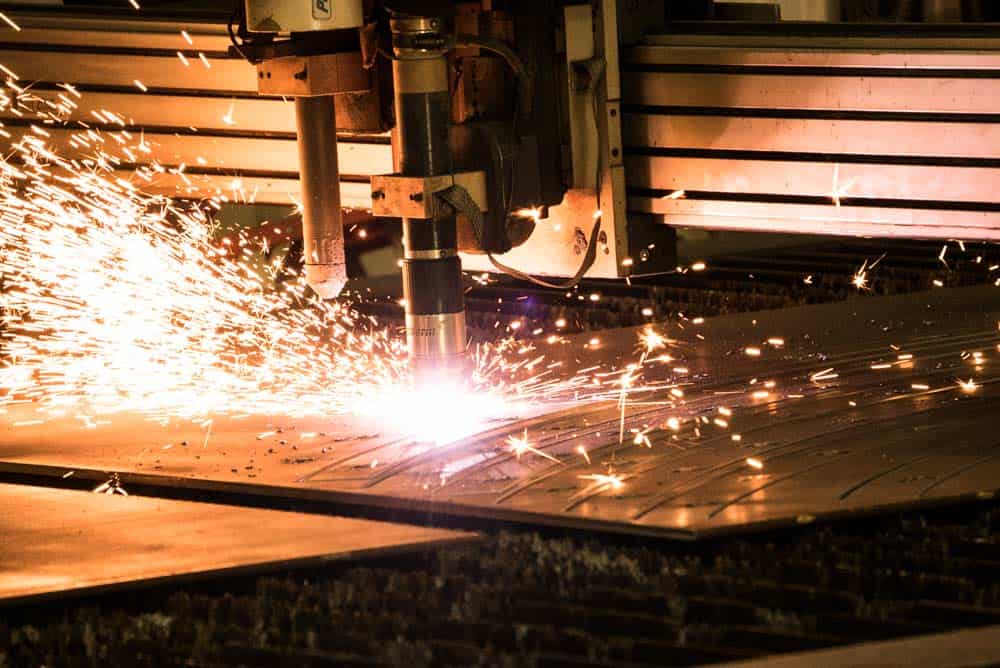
[1,286,999,539]
[405,311,467,360]
[0,482,474,605]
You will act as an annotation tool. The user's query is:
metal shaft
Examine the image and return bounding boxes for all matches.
[294,95,347,299]
[392,15,467,387]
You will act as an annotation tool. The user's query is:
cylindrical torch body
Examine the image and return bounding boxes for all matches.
[294,95,347,299]
[392,15,467,385]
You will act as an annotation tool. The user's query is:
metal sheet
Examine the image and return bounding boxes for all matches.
[714,625,1000,668]
[0,482,475,605]
[2,287,999,539]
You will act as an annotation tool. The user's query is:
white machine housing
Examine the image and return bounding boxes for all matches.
[245,0,364,33]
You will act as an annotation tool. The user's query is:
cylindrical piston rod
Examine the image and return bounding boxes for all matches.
[392,14,467,386]
[294,95,347,299]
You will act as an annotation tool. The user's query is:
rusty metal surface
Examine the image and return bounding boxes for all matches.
[0,482,475,605]
[1,286,999,538]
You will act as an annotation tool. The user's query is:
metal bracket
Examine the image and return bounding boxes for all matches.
[256,53,369,97]
[370,171,487,219]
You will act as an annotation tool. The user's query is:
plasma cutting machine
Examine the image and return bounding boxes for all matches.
[233,0,608,385]
[1,1,998,383]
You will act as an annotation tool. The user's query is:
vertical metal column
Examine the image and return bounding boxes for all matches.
[295,95,347,299]
[391,14,467,387]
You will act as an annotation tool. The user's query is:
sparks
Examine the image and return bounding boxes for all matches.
[579,472,625,492]
[514,207,542,222]
[829,163,858,207]
[811,368,839,382]
[957,379,979,394]
[0,80,687,473]
[507,428,560,463]
[638,325,669,354]
[222,98,236,126]
[0,11,21,31]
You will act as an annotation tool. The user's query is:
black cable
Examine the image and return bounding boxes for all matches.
[454,33,533,120]
[227,2,249,63]
[437,183,603,292]
[478,58,607,291]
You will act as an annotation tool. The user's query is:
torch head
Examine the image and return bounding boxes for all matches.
[304,264,348,301]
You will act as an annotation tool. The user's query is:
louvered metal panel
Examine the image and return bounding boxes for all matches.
[623,32,1000,240]
[0,10,389,206]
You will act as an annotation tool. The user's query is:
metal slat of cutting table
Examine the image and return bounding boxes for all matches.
[623,31,1000,240]
[2,286,999,540]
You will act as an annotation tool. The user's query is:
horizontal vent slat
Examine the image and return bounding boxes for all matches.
[4,91,298,135]
[116,170,371,208]
[622,114,1000,159]
[628,198,1000,241]
[625,156,1000,204]
[4,126,391,185]
[0,50,258,93]
[623,71,1000,114]
[625,45,1000,71]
